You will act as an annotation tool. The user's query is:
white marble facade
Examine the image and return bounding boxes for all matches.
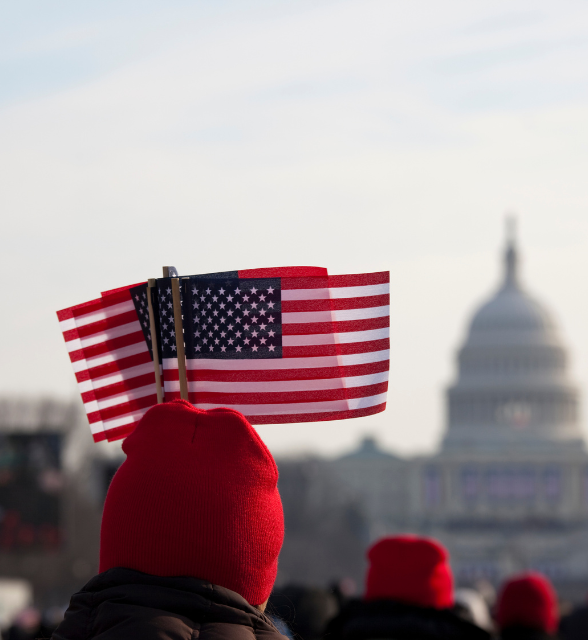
[328,227,588,598]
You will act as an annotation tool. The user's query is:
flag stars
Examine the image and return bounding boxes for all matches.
[188,279,280,358]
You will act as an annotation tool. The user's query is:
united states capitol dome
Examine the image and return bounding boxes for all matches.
[442,223,583,453]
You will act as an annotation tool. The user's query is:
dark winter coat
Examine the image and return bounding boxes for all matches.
[51,568,287,640]
[500,627,557,640]
[324,599,491,640]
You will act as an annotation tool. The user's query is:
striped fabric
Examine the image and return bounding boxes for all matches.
[57,284,158,442]
[57,267,389,441]
[169,269,390,424]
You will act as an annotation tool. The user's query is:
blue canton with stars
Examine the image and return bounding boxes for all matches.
[130,283,154,361]
[182,275,282,359]
[157,278,183,359]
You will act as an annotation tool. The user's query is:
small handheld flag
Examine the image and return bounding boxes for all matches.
[57,266,389,441]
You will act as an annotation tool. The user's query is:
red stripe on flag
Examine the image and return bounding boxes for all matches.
[328,272,389,287]
[87,393,157,423]
[186,360,389,383]
[239,267,327,278]
[282,316,389,335]
[281,276,329,290]
[75,351,152,383]
[68,331,146,363]
[189,382,387,406]
[81,373,156,403]
[282,294,389,313]
[283,338,389,358]
[57,297,103,322]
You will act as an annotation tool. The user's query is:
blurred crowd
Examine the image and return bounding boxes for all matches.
[5,537,588,639]
[4,402,588,640]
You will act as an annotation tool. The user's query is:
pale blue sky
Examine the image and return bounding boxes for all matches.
[1,1,588,456]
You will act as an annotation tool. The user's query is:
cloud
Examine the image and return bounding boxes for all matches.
[1,0,588,454]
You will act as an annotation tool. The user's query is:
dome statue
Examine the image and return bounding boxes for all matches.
[442,220,583,453]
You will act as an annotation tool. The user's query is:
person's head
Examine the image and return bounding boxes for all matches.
[99,400,284,607]
[364,535,454,609]
[496,572,558,635]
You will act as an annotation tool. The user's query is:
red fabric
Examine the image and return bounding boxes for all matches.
[99,400,284,606]
[364,535,454,609]
[496,573,558,633]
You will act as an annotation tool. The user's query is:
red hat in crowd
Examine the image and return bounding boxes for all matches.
[364,535,454,609]
[496,572,559,634]
[99,400,284,606]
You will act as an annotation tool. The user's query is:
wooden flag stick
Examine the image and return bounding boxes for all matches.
[147,279,164,404]
[171,277,189,401]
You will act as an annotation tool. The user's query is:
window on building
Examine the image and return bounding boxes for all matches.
[423,467,442,508]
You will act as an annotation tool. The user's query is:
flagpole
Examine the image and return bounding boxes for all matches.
[147,279,164,404]
[171,277,189,401]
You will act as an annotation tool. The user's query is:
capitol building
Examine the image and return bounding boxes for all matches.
[277,226,588,600]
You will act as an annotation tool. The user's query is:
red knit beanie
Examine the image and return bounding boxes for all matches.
[496,572,558,633]
[364,535,454,609]
[99,400,284,606]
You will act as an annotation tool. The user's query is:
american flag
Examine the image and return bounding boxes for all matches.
[57,283,158,442]
[58,266,389,440]
[156,278,183,400]
[164,267,389,423]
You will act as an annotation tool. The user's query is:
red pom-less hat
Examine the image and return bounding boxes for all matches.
[99,400,284,606]
[364,535,454,609]
[496,572,559,633]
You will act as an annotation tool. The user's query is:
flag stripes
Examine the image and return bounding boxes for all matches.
[57,285,157,442]
[180,272,389,423]
[57,268,390,440]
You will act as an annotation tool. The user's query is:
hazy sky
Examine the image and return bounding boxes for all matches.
[2,0,588,457]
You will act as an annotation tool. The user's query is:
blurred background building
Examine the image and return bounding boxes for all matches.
[0,398,122,608]
[277,224,588,602]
